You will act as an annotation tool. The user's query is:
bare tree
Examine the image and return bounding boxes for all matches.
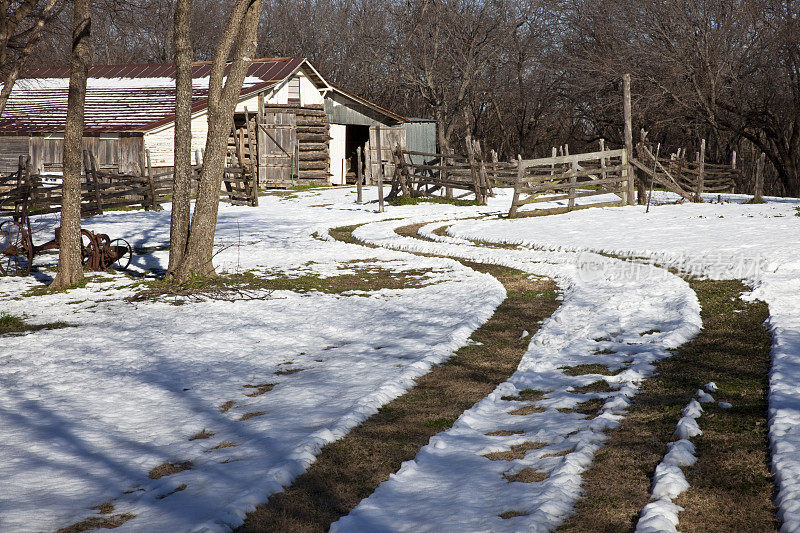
[0,0,62,116]
[50,0,91,290]
[166,0,193,278]
[172,0,263,282]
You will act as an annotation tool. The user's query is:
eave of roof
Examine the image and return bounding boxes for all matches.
[328,83,408,124]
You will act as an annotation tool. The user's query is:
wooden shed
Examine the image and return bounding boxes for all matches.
[0,58,425,188]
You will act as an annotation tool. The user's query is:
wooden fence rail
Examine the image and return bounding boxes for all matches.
[1,150,257,218]
[508,148,630,217]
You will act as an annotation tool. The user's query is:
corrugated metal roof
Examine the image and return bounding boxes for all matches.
[0,57,304,134]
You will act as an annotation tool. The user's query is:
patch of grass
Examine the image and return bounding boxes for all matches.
[744,197,766,204]
[25,276,90,296]
[560,364,622,377]
[148,461,192,480]
[129,266,438,303]
[0,314,71,335]
[237,224,560,533]
[558,280,777,532]
[56,513,135,532]
[189,429,214,441]
[274,368,303,376]
[499,510,529,519]
[557,398,605,417]
[219,401,236,413]
[508,404,547,415]
[422,416,458,431]
[483,441,547,461]
[501,389,546,402]
[503,467,548,483]
[239,411,266,421]
[91,501,115,514]
[486,430,525,437]
[387,195,480,207]
[572,381,615,394]
[157,484,187,499]
[210,441,238,450]
[243,383,275,397]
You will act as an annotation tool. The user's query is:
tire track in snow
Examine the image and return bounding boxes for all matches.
[331,217,701,532]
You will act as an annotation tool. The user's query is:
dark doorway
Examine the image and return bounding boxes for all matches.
[345,124,370,183]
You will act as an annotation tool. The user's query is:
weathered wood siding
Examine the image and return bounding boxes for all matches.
[1,134,143,174]
[0,136,31,173]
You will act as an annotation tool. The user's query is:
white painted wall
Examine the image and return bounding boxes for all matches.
[143,111,209,167]
[234,94,261,114]
[329,124,347,185]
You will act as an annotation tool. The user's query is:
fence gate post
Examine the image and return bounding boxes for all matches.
[356,146,363,203]
[695,138,706,202]
[375,124,384,212]
[145,149,157,210]
[623,73,636,205]
[754,152,765,202]
[509,155,523,218]
[568,156,578,210]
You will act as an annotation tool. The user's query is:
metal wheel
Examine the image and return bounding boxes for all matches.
[108,238,132,270]
[0,220,29,275]
[80,230,98,267]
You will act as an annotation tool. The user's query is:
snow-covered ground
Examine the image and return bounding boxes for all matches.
[2,187,799,532]
[0,188,511,532]
[444,192,800,531]
[331,215,700,532]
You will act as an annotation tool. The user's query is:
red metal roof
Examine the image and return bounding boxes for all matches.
[0,57,305,134]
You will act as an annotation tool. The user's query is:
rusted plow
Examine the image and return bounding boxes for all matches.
[1,223,133,275]
[1,222,132,276]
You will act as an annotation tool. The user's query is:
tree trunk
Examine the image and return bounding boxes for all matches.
[172,0,262,282]
[166,0,193,278]
[50,0,90,290]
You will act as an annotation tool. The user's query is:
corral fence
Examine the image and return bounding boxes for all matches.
[508,148,631,217]
[631,134,740,202]
[0,150,256,219]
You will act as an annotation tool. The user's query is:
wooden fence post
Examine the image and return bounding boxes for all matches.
[375,124,384,212]
[599,138,607,183]
[568,156,578,210]
[145,149,157,210]
[465,135,482,203]
[754,152,765,202]
[695,138,706,202]
[356,146,363,203]
[244,107,258,206]
[509,154,523,218]
[623,73,636,205]
[85,150,103,215]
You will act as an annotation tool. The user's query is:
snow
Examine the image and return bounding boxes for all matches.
[3,186,800,532]
[444,192,800,532]
[0,187,510,532]
[332,211,701,531]
[635,388,709,532]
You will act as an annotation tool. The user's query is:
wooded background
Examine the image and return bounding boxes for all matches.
[12,0,800,197]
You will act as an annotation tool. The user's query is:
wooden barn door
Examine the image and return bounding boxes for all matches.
[258,111,296,187]
[367,125,406,183]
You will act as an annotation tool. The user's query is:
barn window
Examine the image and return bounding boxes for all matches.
[288,76,301,104]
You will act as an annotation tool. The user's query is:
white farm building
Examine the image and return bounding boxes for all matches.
[0,57,431,187]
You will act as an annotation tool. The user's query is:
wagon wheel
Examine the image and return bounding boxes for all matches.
[107,239,132,271]
[80,230,101,270]
[0,220,31,276]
